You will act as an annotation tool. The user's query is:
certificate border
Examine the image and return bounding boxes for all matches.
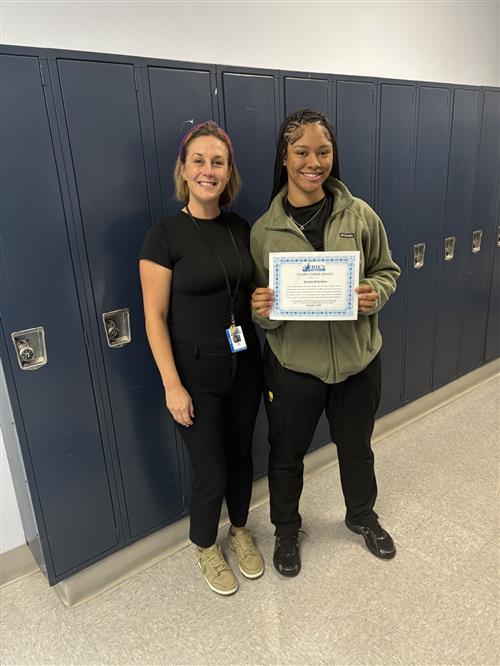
[270,253,358,319]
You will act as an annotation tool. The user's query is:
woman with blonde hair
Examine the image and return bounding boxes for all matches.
[140,122,263,595]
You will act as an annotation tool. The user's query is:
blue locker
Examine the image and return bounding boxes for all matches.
[146,65,217,219]
[0,53,120,580]
[377,83,416,414]
[284,75,330,117]
[404,86,451,402]
[52,56,187,539]
[485,210,500,361]
[433,89,481,387]
[335,80,377,206]
[217,68,279,222]
[460,90,500,372]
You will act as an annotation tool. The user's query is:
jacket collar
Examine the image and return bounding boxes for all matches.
[263,177,355,230]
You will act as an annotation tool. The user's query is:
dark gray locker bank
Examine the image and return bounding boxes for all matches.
[433,88,481,388]
[403,85,451,403]
[460,90,500,373]
[0,53,121,582]
[377,82,416,414]
[51,55,188,540]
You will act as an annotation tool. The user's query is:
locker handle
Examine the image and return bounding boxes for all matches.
[413,242,425,269]
[11,327,47,370]
[497,226,500,247]
[444,237,455,262]
[102,309,131,348]
[472,230,482,254]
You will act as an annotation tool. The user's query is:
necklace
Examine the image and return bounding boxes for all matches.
[285,196,327,231]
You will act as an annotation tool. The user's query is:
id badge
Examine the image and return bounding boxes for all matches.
[225,325,247,353]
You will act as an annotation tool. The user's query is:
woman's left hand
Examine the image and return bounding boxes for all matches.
[356,284,379,313]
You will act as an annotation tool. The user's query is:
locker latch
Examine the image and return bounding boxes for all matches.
[413,242,425,269]
[102,309,131,348]
[11,327,47,370]
[472,230,483,254]
[444,236,456,262]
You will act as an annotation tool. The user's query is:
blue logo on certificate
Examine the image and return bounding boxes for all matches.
[269,251,360,321]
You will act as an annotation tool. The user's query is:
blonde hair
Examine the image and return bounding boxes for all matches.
[173,121,241,206]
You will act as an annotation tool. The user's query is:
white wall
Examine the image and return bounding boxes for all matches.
[1,0,499,85]
[1,0,499,554]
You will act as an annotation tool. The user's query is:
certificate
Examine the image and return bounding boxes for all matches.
[269,251,360,320]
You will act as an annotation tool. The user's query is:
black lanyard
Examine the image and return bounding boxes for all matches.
[186,205,243,327]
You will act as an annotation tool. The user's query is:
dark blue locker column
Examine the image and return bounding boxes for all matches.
[377,83,416,414]
[0,54,119,580]
[485,209,500,361]
[146,66,216,218]
[335,80,377,207]
[218,68,279,476]
[433,89,481,388]
[53,57,187,540]
[218,69,279,223]
[404,86,451,402]
[460,90,500,373]
[283,75,330,117]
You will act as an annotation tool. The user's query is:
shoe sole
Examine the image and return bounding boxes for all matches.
[345,521,396,560]
[197,561,239,595]
[228,541,264,579]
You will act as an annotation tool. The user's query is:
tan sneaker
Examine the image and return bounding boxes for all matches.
[196,544,238,596]
[228,527,264,579]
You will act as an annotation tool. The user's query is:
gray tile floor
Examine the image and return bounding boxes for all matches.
[1,377,499,666]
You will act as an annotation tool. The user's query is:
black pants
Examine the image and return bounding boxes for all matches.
[174,339,262,548]
[263,343,381,534]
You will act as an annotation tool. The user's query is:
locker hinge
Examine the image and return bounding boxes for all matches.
[39,63,46,86]
[134,71,141,91]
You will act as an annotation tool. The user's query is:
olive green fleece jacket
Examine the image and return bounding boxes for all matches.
[250,178,400,384]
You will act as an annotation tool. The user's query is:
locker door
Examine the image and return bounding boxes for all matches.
[336,80,377,206]
[404,86,451,402]
[485,210,500,361]
[433,89,481,387]
[53,58,186,539]
[147,66,216,218]
[460,90,500,372]
[218,69,279,223]
[284,76,329,117]
[0,54,119,579]
[377,83,416,414]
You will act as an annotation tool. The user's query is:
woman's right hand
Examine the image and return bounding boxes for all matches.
[165,384,195,427]
[251,287,274,318]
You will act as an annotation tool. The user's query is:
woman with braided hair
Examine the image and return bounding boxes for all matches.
[140,122,264,595]
[251,109,400,576]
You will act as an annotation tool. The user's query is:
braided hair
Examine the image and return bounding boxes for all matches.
[270,108,340,204]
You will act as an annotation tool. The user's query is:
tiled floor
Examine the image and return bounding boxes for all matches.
[1,376,498,666]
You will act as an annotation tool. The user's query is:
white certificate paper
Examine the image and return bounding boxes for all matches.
[269,251,360,320]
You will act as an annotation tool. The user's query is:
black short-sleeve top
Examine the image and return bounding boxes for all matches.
[140,210,255,346]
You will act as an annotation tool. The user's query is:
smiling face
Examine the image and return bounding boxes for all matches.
[284,122,334,206]
[180,135,231,213]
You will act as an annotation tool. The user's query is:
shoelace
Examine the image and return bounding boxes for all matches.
[205,548,229,575]
[233,532,256,557]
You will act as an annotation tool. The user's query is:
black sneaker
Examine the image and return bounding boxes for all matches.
[273,531,301,577]
[345,517,396,559]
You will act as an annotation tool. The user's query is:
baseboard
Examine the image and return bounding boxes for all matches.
[5,359,499,605]
[0,543,37,587]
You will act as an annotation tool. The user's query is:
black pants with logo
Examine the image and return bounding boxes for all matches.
[263,343,381,534]
[174,339,262,548]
